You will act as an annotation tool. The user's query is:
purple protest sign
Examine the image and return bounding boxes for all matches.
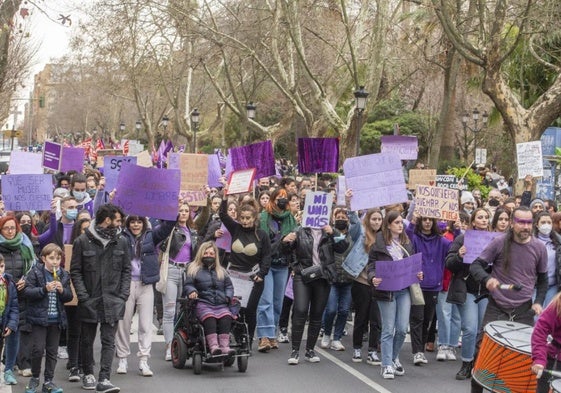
[375,253,423,291]
[113,163,180,220]
[297,138,339,173]
[343,153,408,211]
[463,230,503,264]
[104,156,137,192]
[228,140,275,180]
[380,135,418,160]
[42,141,62,171]
[2,174,53,211]
[60,146,85,172]
[215,224,232,252]
[207,154,222,188]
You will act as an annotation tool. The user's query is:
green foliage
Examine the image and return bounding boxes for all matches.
[446,166,491,198]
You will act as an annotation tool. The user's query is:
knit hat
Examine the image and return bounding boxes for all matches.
[461,191,475,205]
[530,198,545,209]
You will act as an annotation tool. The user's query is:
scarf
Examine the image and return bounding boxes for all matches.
[0,232,35,272]
[260,210,296,237]
[95,225,118,240]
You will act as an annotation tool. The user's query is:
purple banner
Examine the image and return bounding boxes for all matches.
[2,174,53,211]
[297,138,339,173]
[113,163,180,221]
[104,156,137,192]
[207,154,222,188]
[42,141,62,171]
[375,253,423,291]
[380,135,418,160]
[215,223,232,252]
[463,230,503,264]
[343,153,408,210]
[60,146,85,173]
[228,140,275,180]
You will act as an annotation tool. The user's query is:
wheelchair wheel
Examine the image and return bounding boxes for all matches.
[237,355,248,373]
[193,352,203,375]
[171,334,188,369]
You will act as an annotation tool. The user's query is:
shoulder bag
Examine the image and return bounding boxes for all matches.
[155,233,173,294]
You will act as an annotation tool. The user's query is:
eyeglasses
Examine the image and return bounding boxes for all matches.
[1,227,16,232]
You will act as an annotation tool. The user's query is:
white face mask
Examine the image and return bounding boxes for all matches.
[538,224,552,236]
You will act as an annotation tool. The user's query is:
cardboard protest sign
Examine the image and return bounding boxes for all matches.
[408,169,436,189]
[42,141,62,171]
[2,174,53,211]
[9,151,43,174]
[227,169,256,195]
[343,153,408,211]
[135,150,153,167]
[380,135,418,160]
[297,138,339,173]
[168,153,209,207]
[96,149,123,168]
[375,253,423,291]
[301,191,333,229]
[516,141,544,179]
[113,163,180,221]
[104,156,137,192]
[414,184,459,221]
[436,175,468,191]
[463,230,503,264]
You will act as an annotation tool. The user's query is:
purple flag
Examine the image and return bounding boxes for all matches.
[156,140,166,168]
[228,140,275,180]
[297,138,339,173]
[207,154,222,187]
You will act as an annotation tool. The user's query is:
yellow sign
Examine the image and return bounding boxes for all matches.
[2,130,23,138]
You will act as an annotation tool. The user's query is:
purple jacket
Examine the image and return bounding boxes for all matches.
[531,303,561,366]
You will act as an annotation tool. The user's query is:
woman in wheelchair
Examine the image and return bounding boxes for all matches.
[183,241,236,356]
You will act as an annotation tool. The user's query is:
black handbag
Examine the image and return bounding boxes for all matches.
[301,264,323,284]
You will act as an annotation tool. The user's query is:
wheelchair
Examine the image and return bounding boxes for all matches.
[170,298,250,374]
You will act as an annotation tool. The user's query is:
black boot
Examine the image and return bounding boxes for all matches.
[456,361,473,380]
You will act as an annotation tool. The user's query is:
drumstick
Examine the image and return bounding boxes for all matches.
[498,284,522,291]
[544,369,561,378]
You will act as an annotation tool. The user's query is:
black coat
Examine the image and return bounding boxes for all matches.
[183,267,234,306]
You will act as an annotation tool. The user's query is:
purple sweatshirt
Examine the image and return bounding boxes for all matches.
[531,302,561,366]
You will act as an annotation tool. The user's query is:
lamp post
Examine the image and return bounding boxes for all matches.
[246,102,256,144]
[135,120,141,139]
[190,108,200,153]
[353,86,369,156]
[119,121,125,143]
[461,108,488,163]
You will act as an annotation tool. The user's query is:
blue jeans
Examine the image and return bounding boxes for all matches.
[378,289,411,367]
[4,328,20,372]
[322,283,352,340]
[256,265,289,338]
[162,265,184,344]
[456,292,488,361]
[436,291,461,346]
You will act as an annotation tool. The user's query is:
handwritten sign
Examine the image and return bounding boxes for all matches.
[436,174,468,191]
[104,156,137,192]
[463,230,503,264]
[408,169,437,189]
[343,153,408,211]
[215,224,232,252]
[414,185,459,221]
[42,141,62,171]
[2,174,53,211]
[227,169,256,195]
[114,163,180,221]
[96,149,123,168]
[375,253,423,291]
[380,135,418,160]
[516,141,544,179]
[168,153,209,207]
[9,151,43,174]
[301,191,333,229]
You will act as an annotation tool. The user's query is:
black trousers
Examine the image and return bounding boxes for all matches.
[81,322,118,381]
[30,325,60,381]
[202,316,233,335]
[351,281,381,350]
[291,275,330,351]
[409,290,438,354]
[65,306,81,370]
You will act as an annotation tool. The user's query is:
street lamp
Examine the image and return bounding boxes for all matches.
[353,86,369,156]
[162,115,169,131]
[191,108,200,153]
[135,120,142,139]
[246,102,256,144]
[461,108,488,163]
[119,121,125,142]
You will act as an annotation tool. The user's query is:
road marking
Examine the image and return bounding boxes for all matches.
[316,348,393,393]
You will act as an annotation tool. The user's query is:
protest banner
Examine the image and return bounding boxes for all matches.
[228,140,276,179]
[9,151,43,174]
[375,253,423,291]
[104,156,138,192]
[343,153,408,211]
[516,141,544,179]
[2,174,53,211]
[227,168,256,195]
[135,150,153,167]
[408,169,436,189]
[463,230,503,264]
[435,174,468,191]
[42,141,62,171]
[380,135,418,160]
[414,184,459,221]
[207,154,222,188]
[168,153,209,207]
[113,163,180,221]
[215,224,232,252]
[60,146,85,173]
[63,244,78,306]
[301,191,333,229]
[297,138,339,173]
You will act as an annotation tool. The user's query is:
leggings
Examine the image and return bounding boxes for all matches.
[351,281,381,350]
[202,316,232,335]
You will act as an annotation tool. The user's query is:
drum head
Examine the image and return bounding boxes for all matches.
[483,320,533,353]
[552,379,561,393]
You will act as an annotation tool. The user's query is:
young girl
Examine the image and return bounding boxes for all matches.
[24,243,72,393]
[183,241,235,355]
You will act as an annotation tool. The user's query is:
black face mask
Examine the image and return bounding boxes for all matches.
[21,224,32,237]
[276,198,288,210]
[259,185,269,192]
[334,219,348,231]
[202,257,215,267]
[488,198,500,207]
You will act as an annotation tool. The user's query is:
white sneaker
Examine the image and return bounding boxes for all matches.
[352,348,362,363]
[393,358,405,376]
[165,346,172,361]
[116,358,127,374]
[436,345,447,361]
[277,332,290,344]
[330,340,345,351]
[413,352,428,365]
[381,365,395,379]
[367,351,381,366]
[320,335,331,349]
[139,360,153,377]
[446,346,457,361]
[57,346,69,359]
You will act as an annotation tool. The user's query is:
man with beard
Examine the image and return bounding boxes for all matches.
[469,206,547,393]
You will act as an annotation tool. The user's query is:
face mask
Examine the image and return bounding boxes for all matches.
[334,219,348,231]
[259,186,269,192]
[73,191,87,201]
[488,198,500,207]
[202,257,215,267]
[21,224,32,237]
[87,189,96,198]
[65,209,78,221]
[539,224,552,236]
[276,198,288,210]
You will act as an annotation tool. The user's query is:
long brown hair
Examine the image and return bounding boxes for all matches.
[381,210,409,246]
[363,208,383,253]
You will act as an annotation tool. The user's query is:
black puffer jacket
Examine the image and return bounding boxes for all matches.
[183,266,234,306]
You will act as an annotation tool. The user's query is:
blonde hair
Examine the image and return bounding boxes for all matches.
[186,241,227,281]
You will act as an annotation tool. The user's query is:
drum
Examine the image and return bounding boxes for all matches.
[551,379,561,393]
[472,320,536,393]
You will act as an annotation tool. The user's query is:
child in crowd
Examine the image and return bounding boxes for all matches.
[0,254,19,373]
[24,243,73,393]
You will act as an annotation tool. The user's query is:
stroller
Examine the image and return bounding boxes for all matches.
[171,298,250,374]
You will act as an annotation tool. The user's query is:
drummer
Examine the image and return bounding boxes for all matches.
[531,292,561,393]
[470,206,548,393]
